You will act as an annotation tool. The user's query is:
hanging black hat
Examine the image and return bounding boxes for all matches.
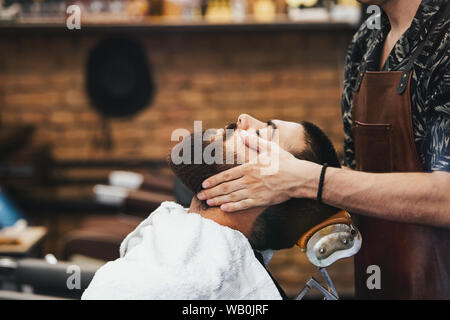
[86,37,155,118]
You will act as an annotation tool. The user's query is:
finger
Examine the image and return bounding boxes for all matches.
[201,164,247,189]
[205,188,249,206]
[220,199,257,212]
[240,130,272,153]
[198,177,245,200]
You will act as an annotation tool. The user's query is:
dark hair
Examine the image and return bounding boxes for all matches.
[168,122,341,250]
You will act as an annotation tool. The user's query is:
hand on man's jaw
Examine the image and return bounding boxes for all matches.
[187,196,267,239]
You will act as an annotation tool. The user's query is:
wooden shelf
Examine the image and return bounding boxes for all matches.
[0,15,359,33]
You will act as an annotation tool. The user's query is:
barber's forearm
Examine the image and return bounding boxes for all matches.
[291,160,450,228]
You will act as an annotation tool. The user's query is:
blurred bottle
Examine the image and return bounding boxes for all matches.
[181,0,202,21]
[109,0,126,14]
[274,0,287,15]
[31,0,44,15]
[337,0,358,5]
[206,0,231,22]
[89,0,105,13]
[149,0,164,16]
[331,0,360,23]
[164,0,184,17]
[125,0,149,17]
[286,0,332,21]
[285,0,318,9]
[231,0,246,22]
[253,0,275,22]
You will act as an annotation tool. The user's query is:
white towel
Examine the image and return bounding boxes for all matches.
[82,201,282,300]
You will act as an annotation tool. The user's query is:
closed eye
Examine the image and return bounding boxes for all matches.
[256,120,276,139]
[226,123,237,130]
[267,120,277,139]
[267,120,277,130]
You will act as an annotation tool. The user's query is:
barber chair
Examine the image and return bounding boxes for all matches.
[0,256,96,299]
[108,170,174,194]
[61,214,142,261]
[60,171,174,262]
[295,210,362,300]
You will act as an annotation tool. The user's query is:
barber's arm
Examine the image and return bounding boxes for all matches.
[198,131,450,229]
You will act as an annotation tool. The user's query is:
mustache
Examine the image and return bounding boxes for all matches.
[224,122,238,141]
[225,122,237,130]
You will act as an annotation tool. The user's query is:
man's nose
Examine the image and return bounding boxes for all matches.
[237,114,266,131]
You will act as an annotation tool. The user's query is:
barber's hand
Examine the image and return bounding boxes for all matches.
[197,131,321,212]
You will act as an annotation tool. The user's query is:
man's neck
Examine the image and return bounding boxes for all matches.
[382,0,422,35]
[378,0,422,69]
[188,197,265,238]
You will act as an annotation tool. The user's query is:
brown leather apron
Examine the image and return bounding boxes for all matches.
[351,5,450,299]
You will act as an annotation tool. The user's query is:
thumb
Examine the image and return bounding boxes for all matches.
[240,130,272,153]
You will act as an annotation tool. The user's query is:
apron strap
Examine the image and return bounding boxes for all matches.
[397,2,450,94]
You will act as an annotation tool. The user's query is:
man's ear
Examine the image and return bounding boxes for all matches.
[297,121,340,167]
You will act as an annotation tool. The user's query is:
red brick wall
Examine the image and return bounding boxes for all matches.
[0,29,352,161]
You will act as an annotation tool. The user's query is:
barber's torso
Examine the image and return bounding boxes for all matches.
[341,0,450,299]
[342,0,450,173]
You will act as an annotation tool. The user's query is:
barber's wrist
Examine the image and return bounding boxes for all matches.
[288,159,322,199]
[317,163,329,203]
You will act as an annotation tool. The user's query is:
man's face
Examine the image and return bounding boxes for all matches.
[171,114,310,194]
[169,114,308,198]
[211,114,307,160]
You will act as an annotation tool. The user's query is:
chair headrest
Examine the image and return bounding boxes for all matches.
[297,210,352,250]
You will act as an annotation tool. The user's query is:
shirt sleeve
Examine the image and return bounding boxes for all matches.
[423,97,450,172]
[422,46,450,172]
